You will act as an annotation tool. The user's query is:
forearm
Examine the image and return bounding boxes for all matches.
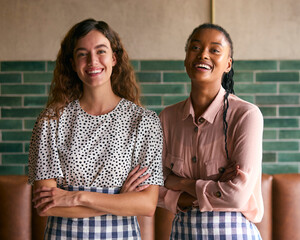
[165,173,196,198]
[38,205,106,218]
[137,216,154,240]
[77,185,159,217]
[34,179,106,218]
[178,178,197,198]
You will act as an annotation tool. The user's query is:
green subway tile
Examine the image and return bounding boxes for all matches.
[2,131,32,141]
[0,120,22,129]
[141,60,185,71]
[163,73,190,82]
[147,107,163,116]
[234,60,277,71]
[25,142,30,152]
[264,118,298,128]
[279,130,300,139]
[278,153,300,162]
[1,61,46,72]
[130,60,139,71]
[0,166,24,175]
[279,107,300,116]
[262,164,298,174]
[262,152,276,162]
[141,84,185,94]
[259,107,276,116]
[2,154,28,164]
[2,108,43,118]
[46,84,51,94]
[24,96,48,106]
[256,95,299,105]
[280,60,300,70]
[24,119,37,129]
[24,165,28,175]
[263,130,277,139]
[47,61,56,72]
[0,73,22,83]
[23,73,53,83]
[1,61,45,72]
[163,96,188,106]
[256,72,299,82]
[136,72,161,82]
[235,83,276,94]
[236,95,254,103]
[0,143,23,152]
[263,141,298,151]
[186,83,191,93]
[0,97,22,106]
[141,96,162,106]
[234,72,254,82]
[279,84,300,93]
[1,84,46,95]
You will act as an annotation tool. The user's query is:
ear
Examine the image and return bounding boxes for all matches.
[70,58,77,72]
[225,57,232,73]
[112,53,117,67]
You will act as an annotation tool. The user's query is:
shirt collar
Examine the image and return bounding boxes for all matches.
[182,87,226,124]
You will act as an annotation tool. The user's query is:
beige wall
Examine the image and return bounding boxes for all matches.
[0,0,299,61]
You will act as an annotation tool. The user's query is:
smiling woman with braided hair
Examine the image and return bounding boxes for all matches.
[157,23,263,239]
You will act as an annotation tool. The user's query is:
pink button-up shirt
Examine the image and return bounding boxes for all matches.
[158,87,264,223]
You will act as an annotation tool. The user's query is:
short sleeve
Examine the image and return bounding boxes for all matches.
[28,115,63,185]
[132,110,164,186]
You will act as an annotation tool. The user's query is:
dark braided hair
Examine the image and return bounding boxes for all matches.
[186,23,235,160]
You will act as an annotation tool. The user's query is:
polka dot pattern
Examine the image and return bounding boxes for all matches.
[28,99,164,188]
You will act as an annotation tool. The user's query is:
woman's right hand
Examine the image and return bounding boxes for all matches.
[177,192,196,210]
[218,162,240,182]
[120,165,151,193]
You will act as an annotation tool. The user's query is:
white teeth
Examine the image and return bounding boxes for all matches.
[196,64,211,70]
[88,70,102,74]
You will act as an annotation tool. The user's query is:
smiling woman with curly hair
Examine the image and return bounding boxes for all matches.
[29,18,163,240]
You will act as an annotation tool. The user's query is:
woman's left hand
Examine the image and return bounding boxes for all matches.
[120,165,151,193]
[33,186,77,213]
[164,172,184,191]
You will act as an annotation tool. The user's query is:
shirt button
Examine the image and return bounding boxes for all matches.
[192,156,197,163]
[170,163,174,169]
[198,118,205,124]
[215,191,222,198]
[218,167,225,173]
[194,126,198,132]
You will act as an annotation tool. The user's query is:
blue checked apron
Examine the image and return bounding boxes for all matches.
[170,208,262,240]
[44,186,141,240]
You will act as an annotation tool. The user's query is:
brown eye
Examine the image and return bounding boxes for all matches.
[212,49,220,53]
[77,52,87,58]
[97,50,106,54]
[191,46,200,51]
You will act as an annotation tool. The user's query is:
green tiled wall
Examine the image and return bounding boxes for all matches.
[0,60,300,175]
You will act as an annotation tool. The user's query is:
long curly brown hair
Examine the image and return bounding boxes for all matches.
[44,18,140,119]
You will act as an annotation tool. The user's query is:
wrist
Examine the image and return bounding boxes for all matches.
[183,179,196,197]
[75,191,85,206]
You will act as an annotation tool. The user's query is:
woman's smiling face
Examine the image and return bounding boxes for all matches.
[184,28,232,87]
[72,30,116,90]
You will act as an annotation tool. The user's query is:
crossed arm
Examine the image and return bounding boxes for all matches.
[164,162,239,209]
[33,165,158,218]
